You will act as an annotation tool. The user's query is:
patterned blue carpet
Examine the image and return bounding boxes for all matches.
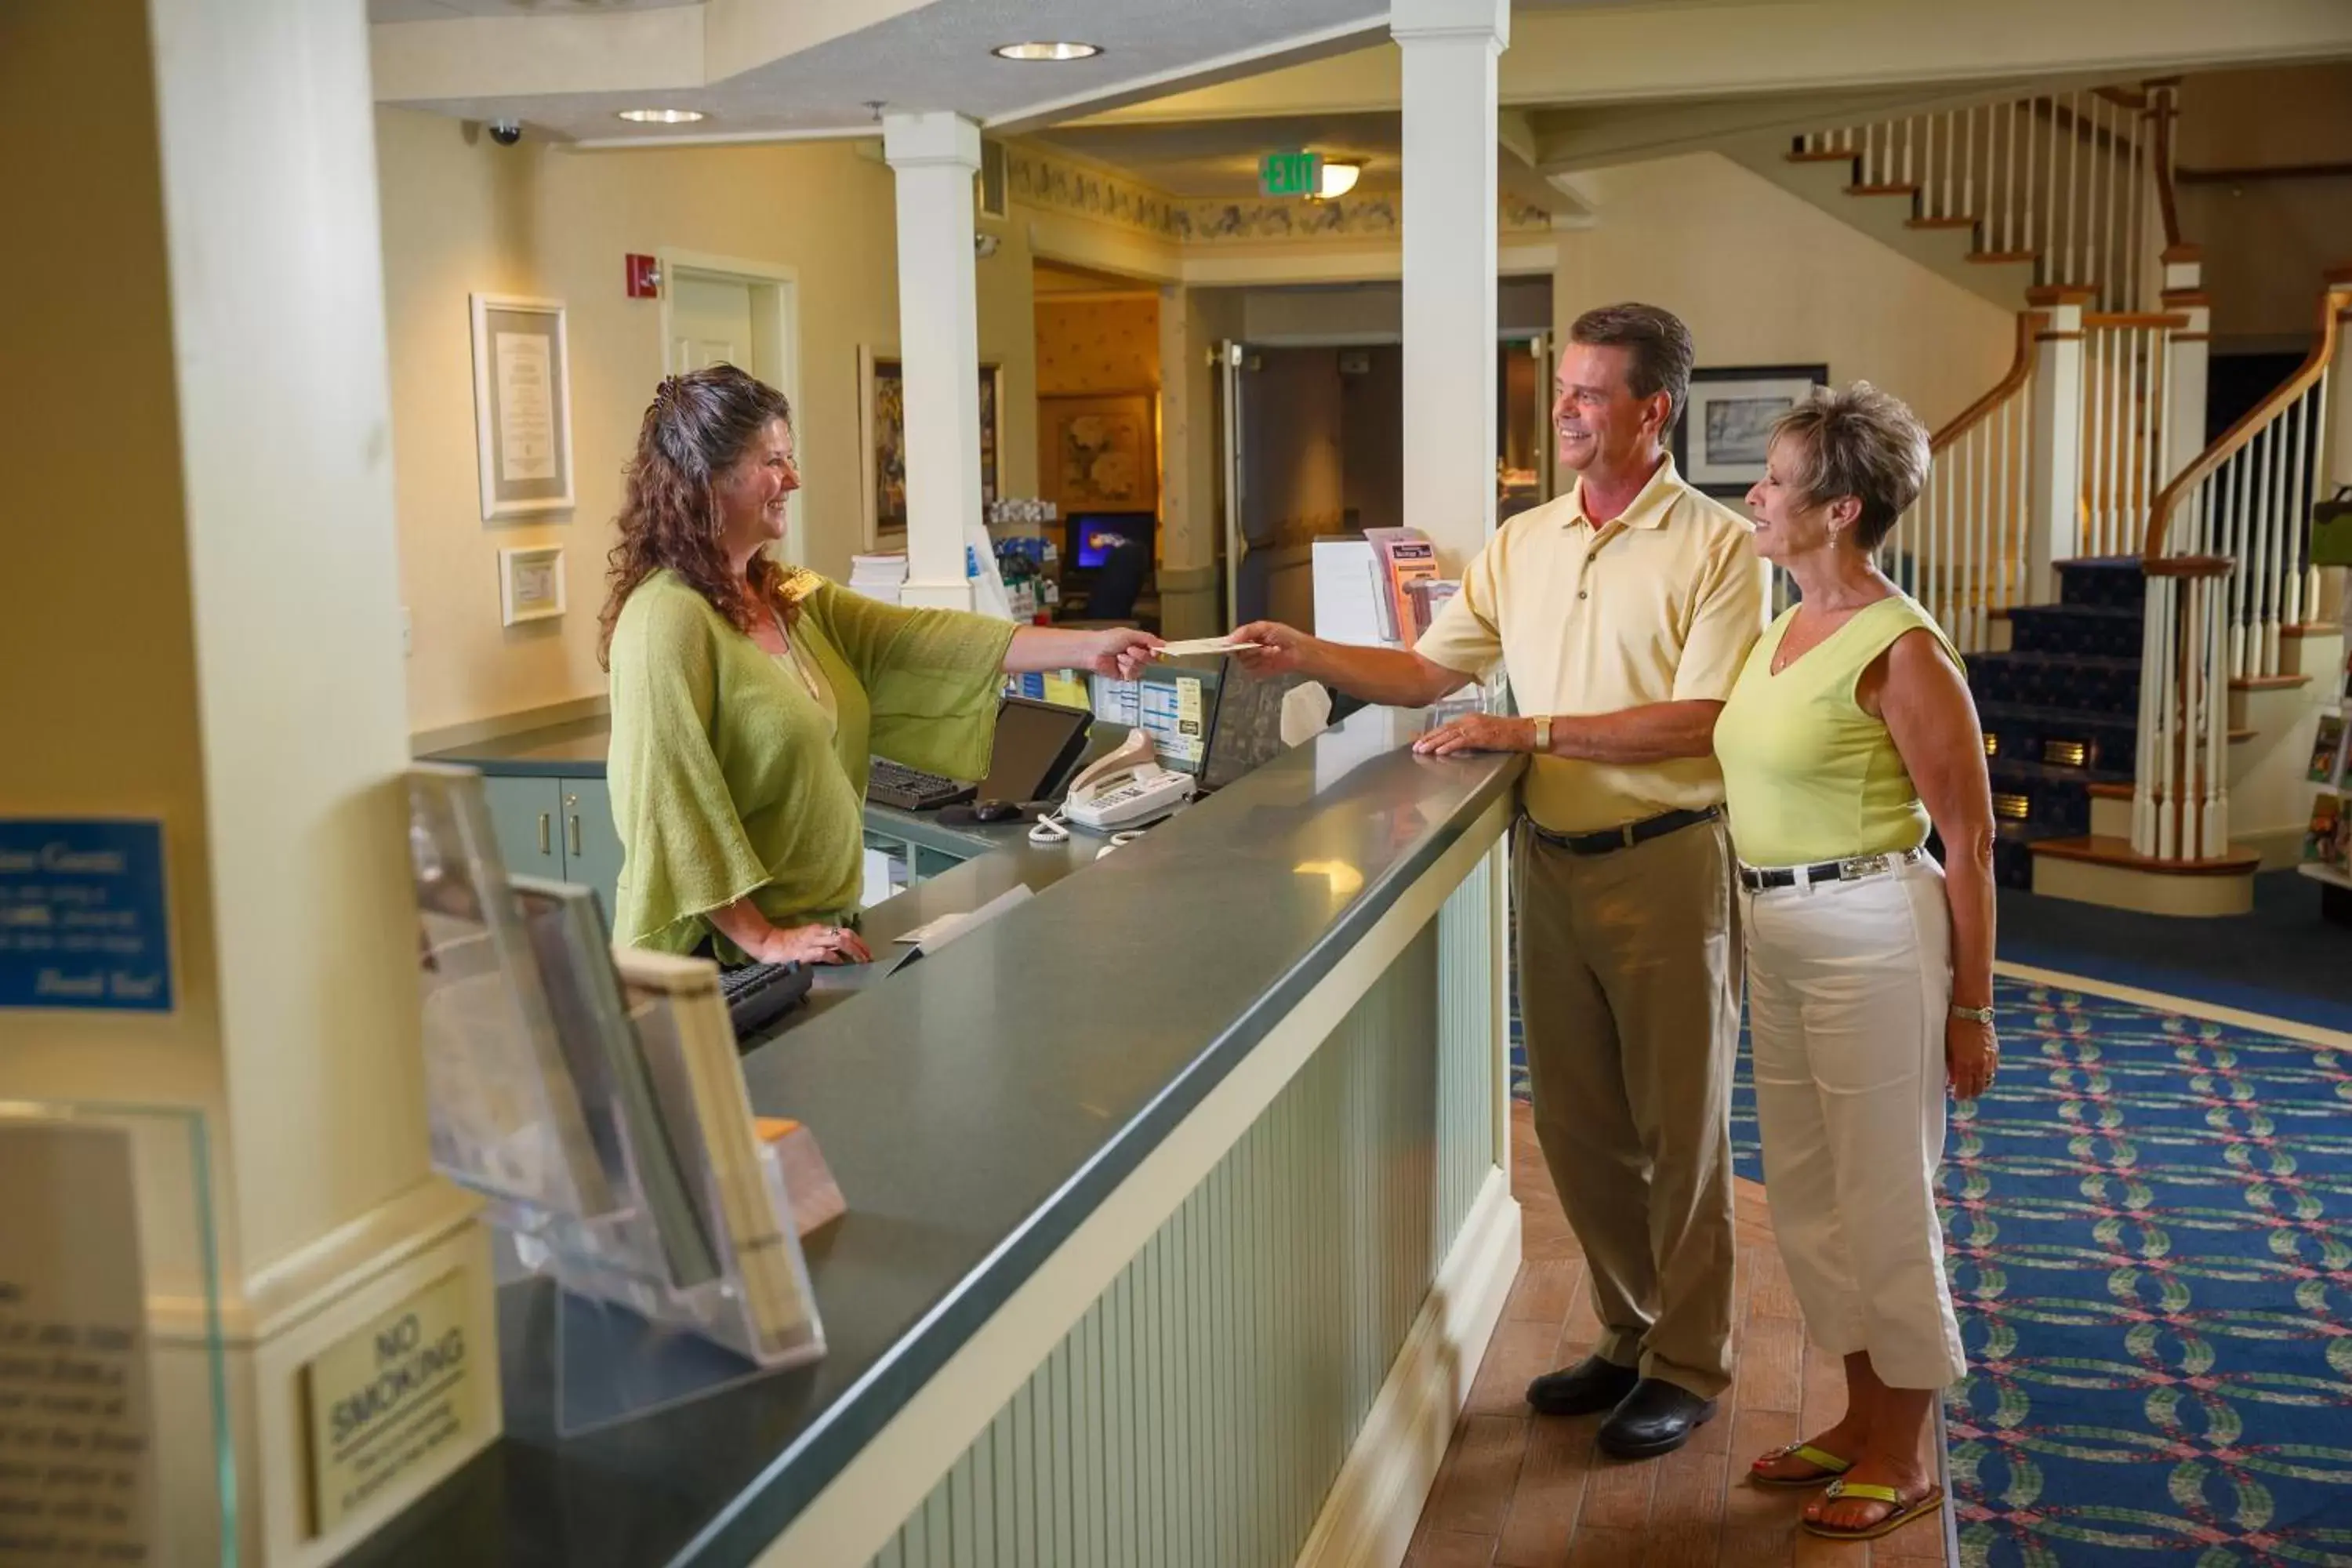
[1507,971,2352,1566]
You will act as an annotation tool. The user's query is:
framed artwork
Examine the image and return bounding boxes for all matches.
[498,545,566,625]
[858,349,1003,546]
[469,295,575,518]
[1043,392,1158,514]
[1671,364,1828,497]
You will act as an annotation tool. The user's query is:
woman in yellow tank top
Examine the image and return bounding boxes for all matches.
[1712,385,1996,1543]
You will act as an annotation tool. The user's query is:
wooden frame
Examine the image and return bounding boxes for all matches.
[858,349,1004,549]
[497,545,567,625]
[1670,364,1828,498]
[469,295,575,518]
[1040,391,1159,515]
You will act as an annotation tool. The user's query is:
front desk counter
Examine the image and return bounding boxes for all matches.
[354,709,1525,1568]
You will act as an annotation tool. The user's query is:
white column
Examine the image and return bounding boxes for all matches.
[2026,287,2092,596]
[884,111,985,610]
[2161,258,2210,487]
[1395,0,1510,574]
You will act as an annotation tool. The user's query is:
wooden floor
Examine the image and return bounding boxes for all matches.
[1403,1104,1950,1568]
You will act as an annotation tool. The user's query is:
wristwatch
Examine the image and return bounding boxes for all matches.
[1532,715,1552,754]
[1950,1004,1994,1024]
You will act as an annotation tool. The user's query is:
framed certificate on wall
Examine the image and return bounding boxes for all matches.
[470,295,577,519]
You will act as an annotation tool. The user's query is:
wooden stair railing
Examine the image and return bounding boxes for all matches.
[1794,82,2174,311]
[1877,310,2041,652]
[2132,270,2352,860]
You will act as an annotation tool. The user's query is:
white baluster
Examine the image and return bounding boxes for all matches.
[2205,576,2230,855]
[2156,572,2180,858]
[2154,321,2176,550]
[1904,116,1915,189]
[1976,419,1995,648]
[2264,411,2291,675]
[1942,111,1957,220]
[2132,573,2159,854]
[2228,445,2252,677]
[1965,105,1977,225]
[2283,388,2313,634]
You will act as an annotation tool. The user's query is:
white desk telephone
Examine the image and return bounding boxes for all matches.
[1036,729,1196,837]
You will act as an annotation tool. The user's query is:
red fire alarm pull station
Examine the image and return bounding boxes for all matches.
[626,254,660,299]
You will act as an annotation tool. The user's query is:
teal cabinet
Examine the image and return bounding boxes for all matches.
[478,774,621,924]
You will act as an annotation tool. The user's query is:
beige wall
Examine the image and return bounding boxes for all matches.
[1036,295,1162,395]
[377,111,1040,738]
[1554,153,2016,437]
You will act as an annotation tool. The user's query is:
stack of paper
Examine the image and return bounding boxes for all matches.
[848,553,908,604]
[1312,539,1391,648]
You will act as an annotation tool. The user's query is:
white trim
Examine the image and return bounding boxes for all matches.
[1296,1166,1520,1568]
[757,797,1514,1566]
[1994,960,2352,1051]
[658,252,804,561]
[568,124,869,152]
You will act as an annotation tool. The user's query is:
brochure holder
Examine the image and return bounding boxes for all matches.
[0,1100,234,1566]
[405,766,826,1437]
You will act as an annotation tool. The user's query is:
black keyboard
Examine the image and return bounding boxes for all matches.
[866,757,974,811]
[719,961,812,1044]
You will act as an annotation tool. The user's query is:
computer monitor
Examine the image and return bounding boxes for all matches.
[1136,659,1225,778]
[978,696,1094,803]
[1202,667,1317,792]
[1069,513,1156,570]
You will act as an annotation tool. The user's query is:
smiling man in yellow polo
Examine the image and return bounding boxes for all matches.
[1235,303,1763,1461]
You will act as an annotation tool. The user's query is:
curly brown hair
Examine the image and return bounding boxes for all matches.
[598,364,797,669]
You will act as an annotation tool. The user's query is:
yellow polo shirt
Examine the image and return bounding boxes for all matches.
[1416,456,1766,834]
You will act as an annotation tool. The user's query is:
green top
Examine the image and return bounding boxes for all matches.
[1714,593,1961,869]
[607,569,1017,957]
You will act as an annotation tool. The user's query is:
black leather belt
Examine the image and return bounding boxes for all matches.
[1522,806,1717,857]
[1737,845,1927,891]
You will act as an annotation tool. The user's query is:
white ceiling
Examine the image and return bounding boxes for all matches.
[376,0,1392,144]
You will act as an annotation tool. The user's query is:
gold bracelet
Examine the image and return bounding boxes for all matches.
[1951,1004,1994,1024]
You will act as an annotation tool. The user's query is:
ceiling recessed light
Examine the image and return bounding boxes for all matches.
[991,41,1102,62]
[1318,160,1362,199]
[616,108,707,125]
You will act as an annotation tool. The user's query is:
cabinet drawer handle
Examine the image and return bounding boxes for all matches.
[568,814,583,858]
[537,813,552,855]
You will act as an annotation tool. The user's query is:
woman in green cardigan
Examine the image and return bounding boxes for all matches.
[597,365,1158,967]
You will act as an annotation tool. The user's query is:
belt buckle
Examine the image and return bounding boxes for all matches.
[1836,854,1889,881]
[1621,822,1638,849]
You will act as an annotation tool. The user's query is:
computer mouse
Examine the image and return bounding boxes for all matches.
[971,798,1022,823]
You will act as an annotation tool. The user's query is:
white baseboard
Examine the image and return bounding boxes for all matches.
[1296,1167,1523,1568]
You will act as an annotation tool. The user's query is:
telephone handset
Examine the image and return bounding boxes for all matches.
[1031,729,1198,840]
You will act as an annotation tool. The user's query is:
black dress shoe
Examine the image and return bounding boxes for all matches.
[1525,1354,1640,1416]
[1596,1377,1717,1459]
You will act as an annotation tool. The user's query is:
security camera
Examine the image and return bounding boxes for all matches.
[974,231,1000,259]
[488,121,523,147]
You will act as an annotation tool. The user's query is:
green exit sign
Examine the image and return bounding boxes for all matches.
[1259,151,1323,198]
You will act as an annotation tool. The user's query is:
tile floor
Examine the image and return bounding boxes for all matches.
[1401,1104,1950,1568]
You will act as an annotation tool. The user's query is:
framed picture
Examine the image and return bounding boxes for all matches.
[498,545,566,625]
[1042,392,1158,514]
[858,349,1003,547]
[1671,365,1828,497]
[470,296,576,519]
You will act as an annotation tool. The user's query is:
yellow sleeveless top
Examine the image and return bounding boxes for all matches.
[1714,594,1961,868]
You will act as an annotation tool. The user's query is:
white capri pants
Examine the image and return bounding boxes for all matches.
[1742,854,1967,1390]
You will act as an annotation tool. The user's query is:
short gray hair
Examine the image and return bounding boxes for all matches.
[1569,303,1696,434]
[1769,383,1931,550]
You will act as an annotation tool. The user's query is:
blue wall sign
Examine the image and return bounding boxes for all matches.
[0,820,174,1013]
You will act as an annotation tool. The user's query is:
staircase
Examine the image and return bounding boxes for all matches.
[1761,78,2352,913]
[1972,560,2147,887]
[1726,85,2171,314]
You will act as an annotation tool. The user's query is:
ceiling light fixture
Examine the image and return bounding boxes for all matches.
[1318,160,1362,199]
[616,107,707,125]
[991,41,1102,62]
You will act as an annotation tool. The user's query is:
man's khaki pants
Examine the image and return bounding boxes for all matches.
[1515,814,1741,1400]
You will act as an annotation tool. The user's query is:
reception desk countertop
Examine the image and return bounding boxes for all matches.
[352,708,1521,1568]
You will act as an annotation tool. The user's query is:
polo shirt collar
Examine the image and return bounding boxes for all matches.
[1561,453,1685,532]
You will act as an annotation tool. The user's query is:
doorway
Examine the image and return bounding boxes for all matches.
[659,252,803,559]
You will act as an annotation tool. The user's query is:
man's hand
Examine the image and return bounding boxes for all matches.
[1083,627,1162,681]
[1413,713,1537,757]
[1230,622,1313,677]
